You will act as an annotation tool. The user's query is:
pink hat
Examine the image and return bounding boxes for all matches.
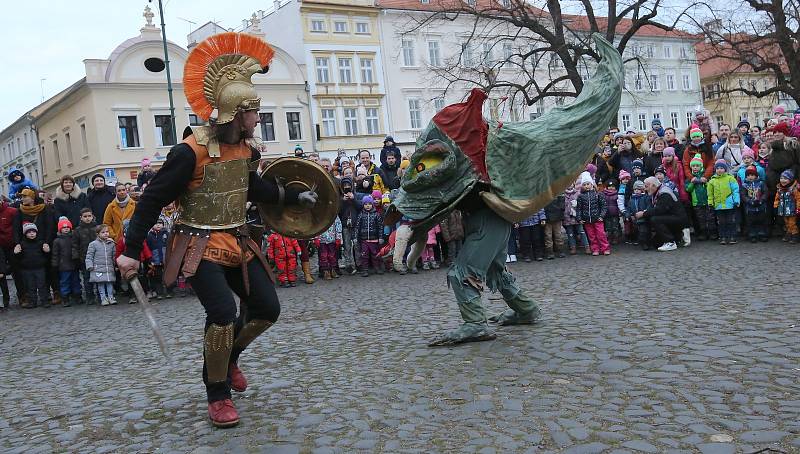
[773,105,786,115]
[141,158,151,167]
[371,189,382,200]
[585,163,597,175]
[618,170,631,180]
[662,147,675,157]
[742,149,755,160]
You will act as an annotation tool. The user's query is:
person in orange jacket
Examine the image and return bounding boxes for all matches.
[266,232,301,287]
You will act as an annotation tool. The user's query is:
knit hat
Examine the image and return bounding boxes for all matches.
[662,147,675,157]
[381,195,391,204]
[632,159,644,170]
[613,132,625,140]
[57,216,72,231]
[20,188,36,199]
[737,120,750,129]
[651,118,662,126]
[399,159,410,170]
[22,222,37,234]
[633,180,646,190]
[356,167,367,177]
[689,124,703,140]
[654,166,666,176]
[694,105,705,116]
[361,195,374,205]
[585,163,597,175]
[690,154,704,169]
[141,158,151,167]
[294,144,303,151]
[371,189,382,200]
[781,169,794,181]
[773,105,786,115]
[714,159,729,171]
[618,170,631,181]
[384,136,395,144]
[745,165,759,178]
[742,149,755,160]
[770,122,790,135]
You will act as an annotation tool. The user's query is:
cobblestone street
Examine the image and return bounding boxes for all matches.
[1,241,798,453]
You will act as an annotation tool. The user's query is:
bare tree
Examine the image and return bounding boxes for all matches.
[692,0,800,104]
[389,0,701,110]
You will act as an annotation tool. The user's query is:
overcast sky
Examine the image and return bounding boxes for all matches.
[0,0,267,129]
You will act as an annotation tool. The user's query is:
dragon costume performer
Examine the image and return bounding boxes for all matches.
[387,34,622,346]
[119,32,318,427]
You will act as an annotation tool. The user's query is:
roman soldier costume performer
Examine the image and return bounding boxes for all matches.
[117,32,318,428]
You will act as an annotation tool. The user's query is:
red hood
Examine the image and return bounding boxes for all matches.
[432,88,490,181]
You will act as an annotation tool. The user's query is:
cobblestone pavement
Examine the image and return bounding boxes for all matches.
[1,241,799,454]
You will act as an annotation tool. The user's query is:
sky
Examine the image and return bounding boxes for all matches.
[0,0,267,129]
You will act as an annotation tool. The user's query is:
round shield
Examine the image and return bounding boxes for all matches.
[258,157,340,239]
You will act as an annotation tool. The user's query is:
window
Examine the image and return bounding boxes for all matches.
[663,45,672,59]
[402,39,415,66]
[686,112,693,127]
[680,46,688,59]
[343,108,359,136]
[638,113,647,131]
[682,74,692,90]
[286,112,302,140]
[118,115,140,148]
[315,57,330,83]
[338,58,353,84]
[16,138,21,157]
[321,109,336,137]
[408,99,422,129]
[311,19,325,32]
[649,74,659,91]
[365,107,379,135]
[530,100,545,120]
[355,22,369,34]
[621,114,631,131]
[154,115,175,147]
[80,124,88,157]
[666,73,676,91]
[52,139,61,169]
[188,114,204,126]
[360,58,374,84]
[715,115,724,125]
[740,111,749,121]
[462,43,475,66]
[646,43,655,58]
[64,132,73,164]
[503,42,513,61]
[653,112,661,121]
[482,43,493,65]
[500,0,511,6]
[259,113,275,141]
[434,98,446,112]
[428,41,441,67]
[555,97,565,107]
[465,0,476,5]
[670,112,679,128]
[634,75,643,91]
[334,21,347,33]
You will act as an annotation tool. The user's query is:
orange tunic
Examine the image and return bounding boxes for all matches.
[180,134,252,267]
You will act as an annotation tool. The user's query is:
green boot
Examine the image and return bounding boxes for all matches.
[489,290,541,326]
[428,293,496,347]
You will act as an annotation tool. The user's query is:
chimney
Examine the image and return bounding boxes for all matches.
[258,9,265,17]
[274,0,281,11]
[242,19,249,29]
[704,19,723,44]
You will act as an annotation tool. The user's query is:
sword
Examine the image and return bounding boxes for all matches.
[128,273,171,361]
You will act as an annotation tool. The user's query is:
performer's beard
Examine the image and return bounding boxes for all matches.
[211,119,254,144]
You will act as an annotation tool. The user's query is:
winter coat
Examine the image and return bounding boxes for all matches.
[685,171,709,207]
[426,224,441,245]
[17,236,48,270]
[380,144,401,167]
[643,184,688,225]
[379,162,401,190]
[563,188,580,226]
[54,185,89,227]
[682,141,715,180]
[576,189,607,224]
[626,193,652,224]
[591,154,613,184]
[735,162,766,183]
[662,159,688,203]
[103,197,136,242]
[440,210,465,242]
[115,236,152,263]
[51,232,78,271]
[716,142,753,173]
[543,196,566,222]
[72,221,97,266]
[707,173,740,210]
[85,238,116,283]
[137,170,156,188]
[266,233,301,269]
[774,182,800,217]
[13,205,56,246]
[766,139,800,192]
[0,201,18,249]
[85,184,116,223]
[339,178,360,229]
[601,188,620,217]
[643,152,663,178]
[146,229,169,265]
[7,167,38,200]
[0,247,7,275]
[741,180,768,214]
[609,149,641,179]
[519,209,546,227]
[355,209,383,241]
[319,217,342,244]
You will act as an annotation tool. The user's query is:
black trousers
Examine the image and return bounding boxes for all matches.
[518,224,544,259]
[650,215,684,245]
[22,268,48,306]
[189,259,280,402]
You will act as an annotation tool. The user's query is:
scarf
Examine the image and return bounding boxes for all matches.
[115,195,131,209]
[20,203,46,217]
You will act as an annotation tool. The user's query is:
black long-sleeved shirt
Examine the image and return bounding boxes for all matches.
[123,138,300,260]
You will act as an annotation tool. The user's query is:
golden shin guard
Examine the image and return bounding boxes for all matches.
[233,319,273,352]
[204,323,234,383]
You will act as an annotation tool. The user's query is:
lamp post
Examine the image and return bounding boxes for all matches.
[150,0,178,146]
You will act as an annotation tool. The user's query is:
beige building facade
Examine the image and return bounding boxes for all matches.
[34,8,309,191]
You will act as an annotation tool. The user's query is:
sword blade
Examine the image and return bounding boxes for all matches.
[129,275,171,361]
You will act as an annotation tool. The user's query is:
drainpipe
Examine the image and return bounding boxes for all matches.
[298,80,316,154]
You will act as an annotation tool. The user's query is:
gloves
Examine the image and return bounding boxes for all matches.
[298,191,318,208]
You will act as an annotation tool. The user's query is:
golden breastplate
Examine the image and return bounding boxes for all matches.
[178,159,249,229]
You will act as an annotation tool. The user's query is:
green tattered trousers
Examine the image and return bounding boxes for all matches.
[447,207,538,323]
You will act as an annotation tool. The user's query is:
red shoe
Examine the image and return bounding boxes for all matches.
[208,399,240,428]
[229,363,248,392]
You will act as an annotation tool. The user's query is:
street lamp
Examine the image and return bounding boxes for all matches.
[150,0,178,146]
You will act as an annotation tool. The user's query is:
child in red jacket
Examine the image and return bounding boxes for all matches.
[115,220,152,303]
[266,232,301,287]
